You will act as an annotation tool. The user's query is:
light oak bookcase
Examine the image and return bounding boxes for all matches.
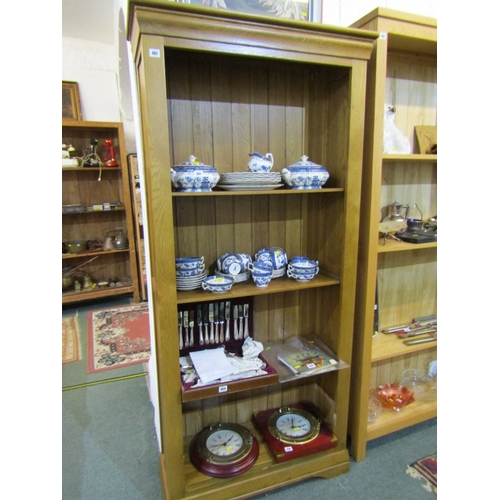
[348,8,437,462]
[127,1,377,498]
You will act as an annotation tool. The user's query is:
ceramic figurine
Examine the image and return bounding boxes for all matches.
[383,106,411,154]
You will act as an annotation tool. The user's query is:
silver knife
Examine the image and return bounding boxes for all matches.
[197,305,204,346]
[189,310,195,347]
[219,302,225,344]
[183,310,189,348]
[243,303,249,339]
[238,305,243,339]
[203,303,209,344]
[233,305,239,340]
[225,301,231,342]
[214,302,219,344]
[209,303,215,344]
[178,311,183,350]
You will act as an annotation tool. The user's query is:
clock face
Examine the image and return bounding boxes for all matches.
[205,429,244,458]
[268,407,320,444]
[189,423,259,478]
[275,413,312,438]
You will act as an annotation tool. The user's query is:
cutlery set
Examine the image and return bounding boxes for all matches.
[178,300,251,351]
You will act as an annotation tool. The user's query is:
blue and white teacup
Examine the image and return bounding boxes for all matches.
[217,253,242,276]
[236,253,252,272]
[255,248,273,266]
[269,246,288,269]
[252,274,272,287]
[248,261,273,275]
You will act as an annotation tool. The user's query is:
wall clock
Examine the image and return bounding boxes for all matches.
[253,402,338,463]
[189,422,259,478]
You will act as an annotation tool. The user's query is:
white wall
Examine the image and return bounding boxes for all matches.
[62,0,136,151]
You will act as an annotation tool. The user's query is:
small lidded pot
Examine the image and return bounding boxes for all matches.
[281,155,329,190]
[170,155,220,192]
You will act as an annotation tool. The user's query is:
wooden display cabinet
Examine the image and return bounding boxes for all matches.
[127,2,376,498]
[348,8,437,462]
[62,120,140,304]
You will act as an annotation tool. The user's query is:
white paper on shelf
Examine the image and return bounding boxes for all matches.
[189,347,237,384]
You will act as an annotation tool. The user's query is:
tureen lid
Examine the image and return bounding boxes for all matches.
[287,155,325,169]
[174,155,215,169]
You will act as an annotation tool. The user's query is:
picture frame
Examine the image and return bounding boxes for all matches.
[171,1,321,22]
[62,81,82,121]
[415,125,437,154]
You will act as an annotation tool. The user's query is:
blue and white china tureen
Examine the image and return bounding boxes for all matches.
[170,155,220,192]
[281,155,329,189]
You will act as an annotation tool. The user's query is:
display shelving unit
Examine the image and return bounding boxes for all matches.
[348,8,437,461]
[62,120,140,304]
[127,1,376,498]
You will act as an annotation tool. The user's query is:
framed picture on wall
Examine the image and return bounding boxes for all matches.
[62,81,82,121]
[168,1,322,22]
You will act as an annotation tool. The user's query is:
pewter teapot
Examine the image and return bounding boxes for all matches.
[388,200,409,222]
[103,228,129,250]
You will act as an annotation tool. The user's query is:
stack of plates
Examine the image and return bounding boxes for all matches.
[176,269,207,291]
[218,172,283,191]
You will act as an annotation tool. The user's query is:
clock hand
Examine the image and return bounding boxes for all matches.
[210,435,234,451]
[222,435,234,447]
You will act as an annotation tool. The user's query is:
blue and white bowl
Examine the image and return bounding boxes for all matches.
[287,267,319,282]
[171,155,220,192]
[175,256,204,270]
[201,275,235,293]
[176,265,205,277]
[288,257,319,272]
[282,155,329,189]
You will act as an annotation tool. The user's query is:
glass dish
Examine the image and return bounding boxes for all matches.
[401,369,437,402]
[378,383,415,412]
[367,395,382,424]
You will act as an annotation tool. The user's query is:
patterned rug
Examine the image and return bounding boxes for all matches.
[87,303,151,373]
[406,453,437,493]
[63,316,81,365]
